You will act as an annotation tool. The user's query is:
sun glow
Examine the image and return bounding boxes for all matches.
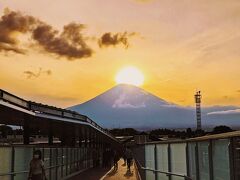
[115,66,144,86]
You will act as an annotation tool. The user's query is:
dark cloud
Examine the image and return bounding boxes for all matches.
[0,9,93,59]
[0,9,136,59]
[98,32,136,49]
[0,9,37,54]
[23,68,52,79]
[32,23,93,60]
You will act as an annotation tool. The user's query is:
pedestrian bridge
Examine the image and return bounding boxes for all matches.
[0,89,240,180]
[0,89,122,179]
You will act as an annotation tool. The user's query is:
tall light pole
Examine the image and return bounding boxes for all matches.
[195,91,202,130]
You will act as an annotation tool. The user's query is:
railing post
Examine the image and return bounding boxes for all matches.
[66,148,68,176]
[186,142,190,177]
[154,144,158,180]
[11,146,15,180]
[50,148,52,180]
[195,142,200,180]
[23,119,30,145]
[55,149,58,180]
[61,148,63,178]
[229,137,235,180]
[168,143,171,180]
[209,140,213,180]
[84,127,88,148]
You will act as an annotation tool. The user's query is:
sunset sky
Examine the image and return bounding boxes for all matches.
[1,0,240,108]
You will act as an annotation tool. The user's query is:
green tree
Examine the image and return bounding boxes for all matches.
[212,125,233,134]
[0,125,13,138]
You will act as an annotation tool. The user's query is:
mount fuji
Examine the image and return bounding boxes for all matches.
[68,84,240,130]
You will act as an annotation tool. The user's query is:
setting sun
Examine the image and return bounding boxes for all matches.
[115,66,144,86]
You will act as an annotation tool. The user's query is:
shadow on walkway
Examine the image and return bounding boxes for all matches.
[105,167,118,177]
[103,159,137,180]
[70,167,111,180]
[70,159,138,180]
[124,169,133,178]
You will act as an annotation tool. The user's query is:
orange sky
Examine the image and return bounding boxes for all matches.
[1,0,240,108]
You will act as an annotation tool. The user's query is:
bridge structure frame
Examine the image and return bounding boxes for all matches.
[0,89,121,180]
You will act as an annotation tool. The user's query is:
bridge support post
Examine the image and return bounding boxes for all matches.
[154,144,158,180]
[94,131,97,148]
[79,127,83,147]
[89,128,92,148]
[70,135,76,147]
[60,135,66,146]
[84,127,88,148]
[48,126,53,145]
[23,120,30,145]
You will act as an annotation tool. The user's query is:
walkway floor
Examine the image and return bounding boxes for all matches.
[102,159,138,180]
[69,167,111,180]
[69,159,138,180]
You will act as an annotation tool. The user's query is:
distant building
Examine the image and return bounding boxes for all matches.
[134,132,149,144]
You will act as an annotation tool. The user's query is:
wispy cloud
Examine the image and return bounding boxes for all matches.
[23,68,52,79]
[207,109,240,115]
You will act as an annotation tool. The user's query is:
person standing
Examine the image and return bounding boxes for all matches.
[125,147,133,171]
[113,150,119,170]
[28,150,46,180]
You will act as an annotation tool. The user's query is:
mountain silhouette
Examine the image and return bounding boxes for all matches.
[69,84,240,130]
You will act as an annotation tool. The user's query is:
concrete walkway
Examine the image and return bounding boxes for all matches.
[69,167,111,180]
[102,159,138,180]
[69,159,138,180]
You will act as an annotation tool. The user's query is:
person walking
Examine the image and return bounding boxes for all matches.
[28,150,46,180]
[113,150,119,170]
[125,147,133,171]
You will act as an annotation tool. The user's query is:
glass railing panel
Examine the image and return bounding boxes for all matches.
[233,137,240,180]
[170,143,187,180]
[0,147,12,180]
[82,148,86,169]
[188,142,197,180]
[51,148,57,180]
[145,144,155,180]
[56,148,63,179]
[71,148,75,172]
[170,176,185,180]
[43,148,51,180]
[67,148,72,174]
[57,148,61,177]
[74,148,78,171]
[71,147,75,170]
[198,141,210,180]
[156,144,169,180]
[2,92,28,108]
[212,139,230,180]
[82,147,86,169]
[75,148,79,170]
[14,147,33,180]
[62,148,67,176]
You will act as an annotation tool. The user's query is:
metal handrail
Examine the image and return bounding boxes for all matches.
[135,158,192,180]
[0,164,57,176]
[0,162,83,177]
